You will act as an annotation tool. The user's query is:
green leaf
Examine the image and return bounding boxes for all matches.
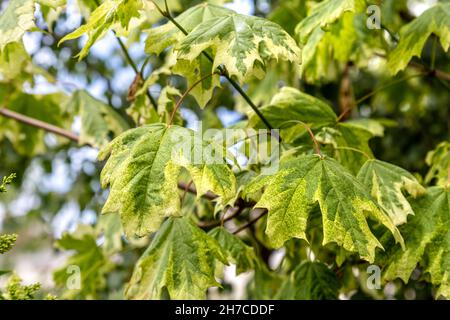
[0,0,36,51]
[0,234,17,254]
[248,87,337,142]
[144,3,230,107]
[172,55,221,108]
[53,225,110,299]
[59,0,142,59]
[98,123,236,237]
[425,141,450,187]
[388,3,450,75]
[176,13,301,83]
[383,186,450,299]
[209,227,256,274]
[145,3,233,55]
[125,217,227,300]
[251,154,403,262]
[0,42,53,85]
[156,85,182,125]
[97,212,123,254]
[317,123,374,174]
[295,0,360,43]
[357,159,426,225]
[66,90,130,148]
[277,261,339,300]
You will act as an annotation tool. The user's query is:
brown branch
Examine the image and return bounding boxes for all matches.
[197,205,243,229]
[0,108,79,143]
[233,208,267,234]
[177,181,217,200]
[338,63,355,122]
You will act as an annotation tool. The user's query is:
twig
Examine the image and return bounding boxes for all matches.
[334,146,372,160]
[337,72,425,121]
[198,205,243,229]
[280,120,322,156]
[177,181,217,200]
[180,180,193,205]
[168,72,216,125]
[0,108,79,143]
[233,209,267,234]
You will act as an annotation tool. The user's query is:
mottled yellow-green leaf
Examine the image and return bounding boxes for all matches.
[172,55,221,108]
[209,227,256,274]
[425,141,450,187]
[251,155,403,262]
[248,87,337,142]
[53,225,111,299]
[0,42,53,84]
[145,4,232,107]
[0,0,36,51]
[177,13,301,83]
[66,90,130,148]
[383,186,450,299]
[125,217,227,300]
[317,123,374,174]
[357,159,426,225]
[59,0,142,59]
[97,212,123,254]
[277,261,339,300]
[388,3,450,75]
[145,3,233,55]
[295,0,361,43]
[98,123,236,237]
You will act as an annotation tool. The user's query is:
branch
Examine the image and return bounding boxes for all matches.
[0,108,79,143]
[115,35,158,110]
[177,181,217,200]
[168,72,216,125]
[197,205,243,229]
[233,208,267,234]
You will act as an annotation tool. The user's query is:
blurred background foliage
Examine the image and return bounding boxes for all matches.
[0,0,449,300]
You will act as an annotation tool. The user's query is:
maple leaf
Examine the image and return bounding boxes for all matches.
[98,123,236,237]
[383,186,450,299]
[53,225,111,299]
[125,217,227,299]
[209,227,256,274]
[59,0,142,59]
[357,159,426,225]
[295,0,362,43]
[248,87,337,142]
[277,261,339,300]
[0,0,36,52]
[388,3,450,75]
[249,154,403,262]
[176,13,301,83]
[425,141,450,187]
